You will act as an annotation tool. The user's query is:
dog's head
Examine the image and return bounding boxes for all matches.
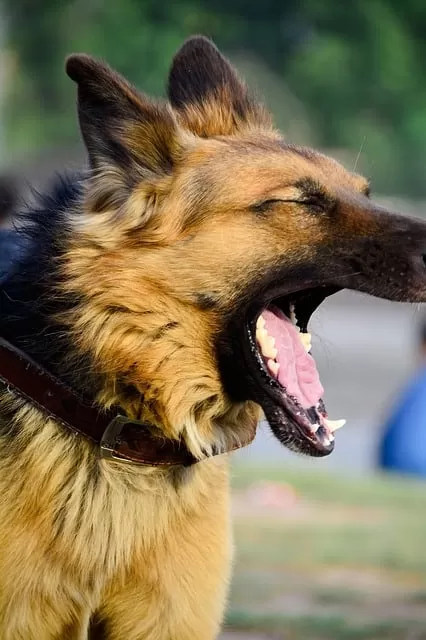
[64,36,426,459]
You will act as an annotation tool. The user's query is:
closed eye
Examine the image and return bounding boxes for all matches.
[251,194,332,215]
[299,194,330,212]
[251,199,286,214]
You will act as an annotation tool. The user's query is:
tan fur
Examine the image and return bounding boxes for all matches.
[0,396,232,639]
[0,37,388,639]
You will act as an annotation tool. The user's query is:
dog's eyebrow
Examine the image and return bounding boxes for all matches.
[294,177,324,195]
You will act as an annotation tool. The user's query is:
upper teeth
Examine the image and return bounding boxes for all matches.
[256,316,266,330]
[255,323,278,360]
[262,336,278,359]
[255,313,312,366]
[256,315,279,376]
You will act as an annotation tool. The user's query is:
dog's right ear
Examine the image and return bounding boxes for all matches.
[168,36,272,137]
[66,54,183,184]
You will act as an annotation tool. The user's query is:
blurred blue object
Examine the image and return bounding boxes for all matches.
[379,365,426,478]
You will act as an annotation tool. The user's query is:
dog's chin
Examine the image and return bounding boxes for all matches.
[241,285,344,457]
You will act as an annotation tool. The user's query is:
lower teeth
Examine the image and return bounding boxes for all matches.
[324,418,346,431]
[267,359,280,377]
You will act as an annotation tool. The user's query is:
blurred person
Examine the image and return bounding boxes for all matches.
[378,320,426,477]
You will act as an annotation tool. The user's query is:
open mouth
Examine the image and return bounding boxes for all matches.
[245,286,345,457]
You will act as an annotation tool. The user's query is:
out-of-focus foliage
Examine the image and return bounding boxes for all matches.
[2,0,426,197]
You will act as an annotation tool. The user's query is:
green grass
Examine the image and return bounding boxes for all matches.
[225,611,426,639]
[225,463,426,639]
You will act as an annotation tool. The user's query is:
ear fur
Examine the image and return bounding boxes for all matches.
[167,35,272,136]
[66,54,182,180]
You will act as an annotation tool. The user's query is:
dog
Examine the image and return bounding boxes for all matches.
[1,35,426,640]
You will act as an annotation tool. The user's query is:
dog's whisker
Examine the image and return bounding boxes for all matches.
[353,136,366,172]
[328,270,363,282]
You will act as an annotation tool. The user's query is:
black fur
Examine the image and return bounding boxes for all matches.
[168,37,240,107]
[194,292,218,310]
[0,174,95,398]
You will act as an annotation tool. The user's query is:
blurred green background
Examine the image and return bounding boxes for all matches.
[2,3,426,639]
[1,0,426,198]
[225,464,426,640]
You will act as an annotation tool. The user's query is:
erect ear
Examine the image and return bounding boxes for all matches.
[167,36,272,137]
[66,54,182,182]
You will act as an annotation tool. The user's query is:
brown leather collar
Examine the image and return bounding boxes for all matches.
[0,337,255,466]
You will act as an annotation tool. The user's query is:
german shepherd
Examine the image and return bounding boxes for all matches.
[1,35,426,640]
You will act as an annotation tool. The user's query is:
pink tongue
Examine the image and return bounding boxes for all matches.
[261,307,324,409]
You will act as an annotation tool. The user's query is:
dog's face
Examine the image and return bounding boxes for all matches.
[64,37,426,459]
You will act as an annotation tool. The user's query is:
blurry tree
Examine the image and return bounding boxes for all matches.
[2,0,426,198]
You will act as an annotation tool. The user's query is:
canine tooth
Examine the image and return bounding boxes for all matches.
[256,315,266,330]
[299,332,312,352]
[267,359,280,377]
[290,303,297,325]
[324,418,346,432]
[311,423,320,433]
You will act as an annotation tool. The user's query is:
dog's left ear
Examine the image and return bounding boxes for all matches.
[168,36,272,137]
[66,54,183,181]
